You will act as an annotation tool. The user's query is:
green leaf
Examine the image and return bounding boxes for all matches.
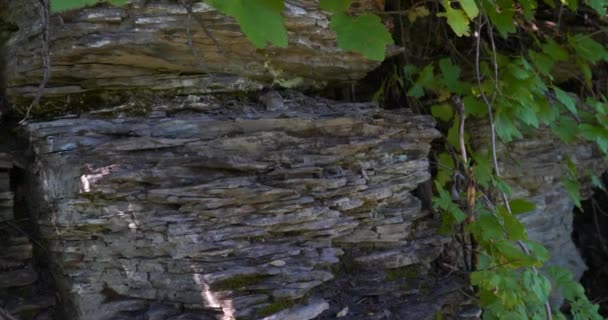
[436,153,455,187]
[577,58,593,87]
[438,1,471,37]
[459,0,479,19]
[472,151,492,189]
[51,0,129,12]
[469,212,506,242]
[536,101,559,126]
[563,0,580,10]
[520,240,550,263]
[553,86,578,116]
[439,58,467,93]
[407,63,436,97]
[416,63,437,87]
[508,199,536,215]
[570,297,603,320]
[486,4,516,38]
[565,156,578,177]
[550,116,579,143]
[463,96,487,116]
[553,312,567,320]
[492,176,512,197]
[433,183,467,223]
[529,51,554,76]
[514,104,539,128]
[495,240,536,266]
[407,6,431,23]
[547,266,585,300]
[207,0,288,48]
[497,205,527,240]
[542,39,569,61]
[523,270,552,303]
[568,34,608,65]
[587,96,608,115]
[495,108,523,142]
[319,0,352,13]
[432,104,454,121]
[403,65,418,80]
[407,85,425,98]
[330,13,394,61]
[447,114,463,149]
[519,0,537,20]
[590,173,606,191]
[585,0,606,15]
[563,177,582,209]
[579,124,608,153]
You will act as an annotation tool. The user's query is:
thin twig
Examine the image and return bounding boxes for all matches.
[1,220,47,252]
[0,306,19,320]
[475,8,553,320]
[20,0,51,125]
[181,0,224,54]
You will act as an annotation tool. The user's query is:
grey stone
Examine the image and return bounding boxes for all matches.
[260,298,329,320]
[18,94,441,320]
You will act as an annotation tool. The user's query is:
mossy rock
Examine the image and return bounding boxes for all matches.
[212,274,270,291]
[255,298,298,317]
[385,265,421,281]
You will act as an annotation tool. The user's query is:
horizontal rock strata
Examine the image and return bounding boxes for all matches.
[1,0,382,108]
[23,93,446,320]
[0,152,56,320]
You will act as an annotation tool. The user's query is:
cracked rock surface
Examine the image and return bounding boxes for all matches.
[22,93,454,320]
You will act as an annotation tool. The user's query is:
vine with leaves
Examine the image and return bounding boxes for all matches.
[47,0,608,319]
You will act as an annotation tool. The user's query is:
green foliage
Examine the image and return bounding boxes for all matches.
[433,182,467,225]
[330,13,394,61]
[206,0,288,48]
[459,0,479,20]
[508,199,536,215]
[438,0,472,37]
[414,1,607,318]
[51,0,129,12]
[431,104,453,121]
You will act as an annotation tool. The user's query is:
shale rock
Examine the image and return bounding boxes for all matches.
[22,93,451,320]
[1,0,383,110]
[0,152,56,320]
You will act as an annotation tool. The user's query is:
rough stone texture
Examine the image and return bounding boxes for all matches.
[1,0,383,108]
[20,93,464,320]
[472,123,604,306]
[0,152,56,319]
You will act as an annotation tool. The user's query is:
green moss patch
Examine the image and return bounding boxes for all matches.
[212,274,269,291]
[256,298,297,317]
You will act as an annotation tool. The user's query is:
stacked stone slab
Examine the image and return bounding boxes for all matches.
[1,0,382,108]
[22,94,451,320]
[0,153,55,320]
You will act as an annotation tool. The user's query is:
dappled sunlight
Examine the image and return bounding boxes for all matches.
[79,165,115,193]
[192,272,235,320]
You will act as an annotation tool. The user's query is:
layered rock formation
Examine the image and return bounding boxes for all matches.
[0,152,56,320]
[18,93,462,320]
[1,0,382,109]
[2,0,603,318]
